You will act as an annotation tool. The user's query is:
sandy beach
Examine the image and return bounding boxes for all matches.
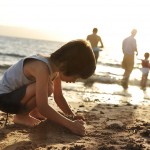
[0,77,150,150]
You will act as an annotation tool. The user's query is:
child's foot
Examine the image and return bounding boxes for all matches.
[30,108,46,120]
[13,114,41,127]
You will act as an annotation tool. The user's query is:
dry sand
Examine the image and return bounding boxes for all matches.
[0,82,150,150]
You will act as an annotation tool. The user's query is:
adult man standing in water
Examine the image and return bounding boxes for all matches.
[121,29,138,89]
[87,28,104,63]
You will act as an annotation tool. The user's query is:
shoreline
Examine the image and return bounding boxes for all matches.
[0,82,150,150]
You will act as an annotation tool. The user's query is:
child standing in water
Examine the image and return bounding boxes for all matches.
[0,39,96,136]
[140,52,150,90]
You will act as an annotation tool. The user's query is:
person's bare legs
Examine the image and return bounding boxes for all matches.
[13,83,41,127]
[121,69,132,89]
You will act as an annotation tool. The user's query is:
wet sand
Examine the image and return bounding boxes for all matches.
[0,81,150,150]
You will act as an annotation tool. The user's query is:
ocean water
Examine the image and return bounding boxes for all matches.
[0,35,148,87]
[1,35,150,106]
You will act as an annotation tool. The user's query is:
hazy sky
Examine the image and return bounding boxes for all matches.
[0,0,150,50]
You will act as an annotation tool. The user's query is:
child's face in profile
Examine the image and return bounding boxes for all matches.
[59,72,79,83]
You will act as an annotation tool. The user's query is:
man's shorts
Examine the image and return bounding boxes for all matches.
[122,54,134,72]
[0,85,27,114]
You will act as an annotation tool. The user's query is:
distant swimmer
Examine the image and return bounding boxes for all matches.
[87,28,104,63]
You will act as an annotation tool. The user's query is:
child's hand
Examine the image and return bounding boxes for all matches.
[69,120,85,136]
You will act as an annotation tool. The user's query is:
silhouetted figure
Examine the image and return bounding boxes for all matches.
[121,29,138,89]
[87,28,104,63]
[140,52,150,90]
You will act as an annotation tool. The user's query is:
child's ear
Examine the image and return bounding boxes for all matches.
[59,62,66,72]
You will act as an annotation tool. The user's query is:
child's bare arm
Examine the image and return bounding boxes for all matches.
[35,69,85,136]
[53,76,75,116]
[53,76,85,120]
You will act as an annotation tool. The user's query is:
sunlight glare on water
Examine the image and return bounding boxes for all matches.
[127,86,145,105]
[94,83,150,106]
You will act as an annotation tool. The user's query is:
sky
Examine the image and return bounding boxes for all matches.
[0,0,150,53]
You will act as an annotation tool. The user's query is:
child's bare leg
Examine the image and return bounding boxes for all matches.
[30,108,46,120]
[13,83,41,127]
